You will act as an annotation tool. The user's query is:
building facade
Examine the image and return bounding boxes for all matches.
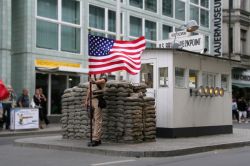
[0,0,216,116]
[222,0,250,98]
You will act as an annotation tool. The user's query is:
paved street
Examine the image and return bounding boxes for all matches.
[1,125,250,166]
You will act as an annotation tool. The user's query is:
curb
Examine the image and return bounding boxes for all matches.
[0,130,62,137]
[14,139,250,157]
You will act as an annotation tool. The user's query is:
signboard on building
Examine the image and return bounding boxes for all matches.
[157,35,204,52]
[214,0,222,56]
[168,31,191,39]
[35,59,81,68]
[10,108,39,130]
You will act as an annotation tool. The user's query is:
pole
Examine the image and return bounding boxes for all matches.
[228,0,232,60]
[115,0,121,80]
[88,74,93,146]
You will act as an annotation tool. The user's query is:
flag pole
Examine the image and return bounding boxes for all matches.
[88,28,93,146]
[115,0,121,81]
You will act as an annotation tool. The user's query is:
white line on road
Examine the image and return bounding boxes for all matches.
[91,159,136,166]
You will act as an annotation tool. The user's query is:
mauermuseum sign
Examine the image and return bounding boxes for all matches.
[214,0,222,56]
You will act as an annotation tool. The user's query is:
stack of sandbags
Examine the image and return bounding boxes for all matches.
[132,83,147,96]
[142,97,156,141]
[123,96,144,143]
[102,81,132,142]
[61,83,90,140]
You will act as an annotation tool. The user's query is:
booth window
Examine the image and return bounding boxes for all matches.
[175,67,186,88]
[159,67,168,87]
[140,63,154,88]
[189,70,198,88]
[202,72,216,87]
[221,74,229,91]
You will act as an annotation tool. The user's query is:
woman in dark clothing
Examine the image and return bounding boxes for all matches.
[33,89,44,129]
[39,88,49,126]
[237,97,248,123]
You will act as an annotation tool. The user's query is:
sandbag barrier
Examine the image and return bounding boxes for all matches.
[61,81,156,143]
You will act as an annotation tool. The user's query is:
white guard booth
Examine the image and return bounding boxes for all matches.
[130,48,234,138]
[10,108,39,130]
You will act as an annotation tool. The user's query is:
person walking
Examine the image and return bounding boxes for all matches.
[237,97,248,123]
[39,88,49,126]
[17,88,29,108]
[84,74,107,146]
[232,98,239,123]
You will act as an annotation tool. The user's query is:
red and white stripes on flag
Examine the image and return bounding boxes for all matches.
[88,35,146,75]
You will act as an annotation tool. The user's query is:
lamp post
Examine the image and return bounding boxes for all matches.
[173,20,199,48]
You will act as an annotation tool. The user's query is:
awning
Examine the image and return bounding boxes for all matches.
[232,83,250,88]
[36,66,89,74]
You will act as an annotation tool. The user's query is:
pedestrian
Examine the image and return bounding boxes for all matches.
[2,85,16,130]
[39,88,49,126]
[17,88,29,108]
[84,74,107,146]
[232,98,239,122]
[237,97,248,123]
[33,89,44,129]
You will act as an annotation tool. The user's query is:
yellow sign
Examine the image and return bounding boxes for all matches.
[35,59,81,68]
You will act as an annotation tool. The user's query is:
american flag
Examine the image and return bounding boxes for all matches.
[88,34,146,75]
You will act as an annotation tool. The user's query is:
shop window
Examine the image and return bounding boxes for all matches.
[145,20,156,41]
[190,0,199,5]
[190,5,199,24]
[159,67,168,87]
[241,29,247,55]
[130,16,142,37]
[202,72,216,87]
[140,63,154,88]
[200,9,209,28]
[108,10,116,32]
[62,0,80,24]
[201,0,209,8]
[162,0,173,17]
[189,70,198,89]
[61,26,80,53]
[36,20,58,50]
[69,76,80,88]
[221,74,229,91]
[162,24,173,39]
[37,0,58,19]
[175,67,186,88]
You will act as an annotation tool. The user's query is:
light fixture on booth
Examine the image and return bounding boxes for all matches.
[173,20,199,48]
[219,88,224,97]
[209,87,215,97]
[214,87,220,96]
[204,86,210,97]
[198,86,205,96]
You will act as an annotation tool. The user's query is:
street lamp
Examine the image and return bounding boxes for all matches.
[173,20,199,48]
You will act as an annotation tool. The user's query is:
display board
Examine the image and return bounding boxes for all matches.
[10,108,39,130]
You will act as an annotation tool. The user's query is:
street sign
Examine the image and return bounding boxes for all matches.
[157,35,204,52]
[168,30,191,39]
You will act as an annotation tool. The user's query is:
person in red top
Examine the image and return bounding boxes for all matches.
[0,80,9,101]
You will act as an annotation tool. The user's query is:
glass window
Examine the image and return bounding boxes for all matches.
[36,20,58,50]
[130,16,142,37]
[62,0,80,24]
[202,72,216,87]
[159,67,168,87]
[241,29,247,54]
[221,74,229,91]
[108,10,116,32]
[162,24,172,39]
[175,67,186,88]
[51,75,67,114]
[162,0,173,17]
[189,70,198,88]
[145,20,156,41]
[69,76,80,88]
[129,0,143,8]
[89,5,105,30]
[240,0,246,10]
[145,0,157,12]
[140,63,154,88]
[175,0,185,21]
[190,0,199,5]
[146,42,156,48]
[205,36,209,51]
[61,26,80,53]
[190,5,199,24]
[201,0,209,8]
[200,9,209,28]
[37,0,58,19]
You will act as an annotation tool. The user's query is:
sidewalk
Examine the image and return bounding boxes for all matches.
[0,124,61,137]
[14,127,250,157]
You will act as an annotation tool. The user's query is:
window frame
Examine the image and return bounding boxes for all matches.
[159,67,169,88]
[221,74,229,91]
[36,0,82,54]
[129,0,158,13]
[189,69,199,89]
[202,72,218,87]
[175,67,187,88]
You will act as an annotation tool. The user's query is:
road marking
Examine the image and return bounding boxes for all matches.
[91,159,136,166]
